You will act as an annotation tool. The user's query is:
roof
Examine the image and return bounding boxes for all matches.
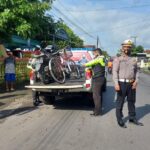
[144,50,150,54]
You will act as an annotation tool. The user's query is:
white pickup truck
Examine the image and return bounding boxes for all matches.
[25,68,107,105]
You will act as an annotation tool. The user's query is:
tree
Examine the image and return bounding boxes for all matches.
[131,44,144,56]
[55,21,84,48]
[0,0,54,43]
[116,45,144,57]
[0,0,84,54]
[35,15,56,42]
[0,0,55,56]
[102,50,109,58]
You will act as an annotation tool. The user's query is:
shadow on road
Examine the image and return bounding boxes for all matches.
[123,104,150,123]
[53,85,116,113]
[0,106,37,120]
[0,81,30,94]
[0,94,26,100]
[53,96,93,111]
[0,102,5,106]
[103,85,116,115]
[136,104,150,120]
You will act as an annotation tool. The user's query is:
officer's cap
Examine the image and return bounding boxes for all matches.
[122,39,133,47]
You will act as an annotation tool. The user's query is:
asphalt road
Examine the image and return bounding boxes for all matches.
[0,73,150,150]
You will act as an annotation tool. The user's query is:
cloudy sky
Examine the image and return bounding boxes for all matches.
[50,0,150,56]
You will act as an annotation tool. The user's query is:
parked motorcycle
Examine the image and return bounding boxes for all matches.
[27,49,53,84]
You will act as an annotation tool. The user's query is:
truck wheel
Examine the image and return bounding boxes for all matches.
[41,95,55,105]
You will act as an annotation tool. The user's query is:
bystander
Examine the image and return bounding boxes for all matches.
[4,49,16,91]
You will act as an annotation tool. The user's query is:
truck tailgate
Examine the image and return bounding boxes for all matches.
[25,78,85,89]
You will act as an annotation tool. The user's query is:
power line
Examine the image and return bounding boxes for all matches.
[48,12,60,20]
[85,0,119,1]
[53,6,95,39]
[65,0,94,37]
[52,6,96,39]
[76,16,150,35]
[59,4,150,12]
[57,0,89,33]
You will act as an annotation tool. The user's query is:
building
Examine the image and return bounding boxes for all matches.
[136,51,150,68]
[144,50,150,58]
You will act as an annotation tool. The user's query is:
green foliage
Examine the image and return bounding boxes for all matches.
[0,50,3,57]
[55,21,84,48]
[0,0,54,41]
[0,0,84,49]
[102,50,109,58]
[35,15,56,41]
[131,44,144,56]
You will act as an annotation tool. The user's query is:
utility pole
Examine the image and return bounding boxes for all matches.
[96,35,99,48]
[130,36,137,46]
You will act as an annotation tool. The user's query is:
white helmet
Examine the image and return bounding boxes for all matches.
[122,39,133,47]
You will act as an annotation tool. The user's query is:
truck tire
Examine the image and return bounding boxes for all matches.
[41,94,55,105]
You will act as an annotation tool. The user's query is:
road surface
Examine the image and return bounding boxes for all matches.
[0,73,150,150]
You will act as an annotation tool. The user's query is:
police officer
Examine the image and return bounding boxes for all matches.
[83,48,105,116]
[113,39,143,128]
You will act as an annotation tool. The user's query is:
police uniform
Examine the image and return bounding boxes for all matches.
[85,55,105,115]
[113,55,138,122]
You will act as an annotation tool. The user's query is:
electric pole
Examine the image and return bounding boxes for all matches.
[97,35,99,48]
[130,36,137,46]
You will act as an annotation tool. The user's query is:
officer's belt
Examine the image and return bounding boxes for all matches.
[119,79,134,83]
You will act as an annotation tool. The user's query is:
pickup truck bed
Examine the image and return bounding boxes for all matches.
[25,77,90,93]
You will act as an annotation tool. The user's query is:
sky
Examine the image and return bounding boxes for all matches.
[50,0,150,56]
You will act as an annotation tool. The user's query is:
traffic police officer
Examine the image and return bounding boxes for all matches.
[113,39,143,128]
[83,48,105,116]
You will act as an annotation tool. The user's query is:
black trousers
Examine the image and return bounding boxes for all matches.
[92,77,105,114]
[116,82,136,121]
